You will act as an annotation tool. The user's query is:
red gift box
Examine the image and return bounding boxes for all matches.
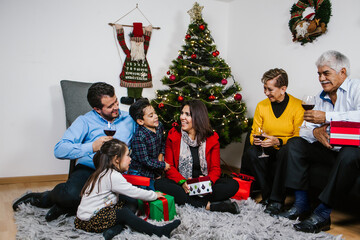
[330,121,360,146]
[123,174,150,186]
[231,173,255,200]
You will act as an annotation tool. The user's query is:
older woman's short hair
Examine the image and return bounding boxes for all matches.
[316,50,350,76]
[261,68,288,88]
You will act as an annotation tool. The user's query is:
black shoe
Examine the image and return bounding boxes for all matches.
[278,206,311,220]
[12,191,51,211]
[259,199,269,206]
[264,202,283,216]
[45,205,67,222]
[210,200,240,214]
[120,97,134,105]
[294,213,331,233]
[103,224,124,240]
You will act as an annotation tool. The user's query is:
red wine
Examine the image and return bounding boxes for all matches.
[104,129,116,136]
[302,104,315,110]
[254,135,265,140]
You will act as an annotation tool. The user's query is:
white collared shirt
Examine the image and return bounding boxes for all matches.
[300,78,360,143]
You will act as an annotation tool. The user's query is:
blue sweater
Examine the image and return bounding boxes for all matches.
[54,110,136,169]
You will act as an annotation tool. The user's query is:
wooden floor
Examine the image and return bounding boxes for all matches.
[1,180,360,239]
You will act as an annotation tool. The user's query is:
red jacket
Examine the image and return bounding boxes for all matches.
[164,127,221,184]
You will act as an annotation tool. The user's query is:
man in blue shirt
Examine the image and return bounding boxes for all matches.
[13,82,136,222]
[275,51,360,233]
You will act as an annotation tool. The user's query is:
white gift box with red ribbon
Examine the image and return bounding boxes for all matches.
[329,121,360,146]
[187,176,213,196]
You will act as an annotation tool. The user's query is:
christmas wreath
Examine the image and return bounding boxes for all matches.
[289,0,332,45]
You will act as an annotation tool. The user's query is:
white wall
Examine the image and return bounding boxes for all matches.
[1,0,360,177]
[223,0,360,169]
[0,0,229,177]
[228,0,360,117]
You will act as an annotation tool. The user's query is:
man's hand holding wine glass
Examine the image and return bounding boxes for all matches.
[92,136,113,152]
[303,110,326,124]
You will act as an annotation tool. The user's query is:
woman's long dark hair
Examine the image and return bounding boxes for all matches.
[80,139,128,196]
[181,100,214,145]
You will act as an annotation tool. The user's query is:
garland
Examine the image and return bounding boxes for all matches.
[289,0,332,45]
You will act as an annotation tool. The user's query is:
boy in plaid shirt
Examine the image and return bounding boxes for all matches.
[128,98,170,190]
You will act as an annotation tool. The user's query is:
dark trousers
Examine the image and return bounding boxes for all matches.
[284,137,360,207]
[47,164,94,213]
[154,177,239,208]
[247,145,287,202]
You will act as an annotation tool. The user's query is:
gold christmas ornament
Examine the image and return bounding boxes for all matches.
[187,2,204,22]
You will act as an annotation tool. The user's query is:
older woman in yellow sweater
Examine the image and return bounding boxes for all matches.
[246,68,304,216]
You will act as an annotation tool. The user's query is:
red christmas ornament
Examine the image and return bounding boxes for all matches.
[177,96,184,102]
[221,79,228,85]
[199,24,205,30]
[158,103,165,109]
[212,51,217,57]
[170,75,176,81]
[191,54,197,59]
[172,122,179,127]
[215,50,220,56]
[185,34,191,40]
[234,93,242,101]
[177,55,183,59]
[208,95,216,101]
[167,71,170,75]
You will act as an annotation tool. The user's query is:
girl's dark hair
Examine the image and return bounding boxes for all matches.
[181,100,214,145]
[80,139,128,196]
[87,82,115,109]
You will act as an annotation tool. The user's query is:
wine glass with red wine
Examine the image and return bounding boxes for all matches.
[254,127,269,158]
[104,122,116,136]
[301,95,315,129]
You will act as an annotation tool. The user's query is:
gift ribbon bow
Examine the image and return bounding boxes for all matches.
[140,193,170,221]
[159,194,169,221]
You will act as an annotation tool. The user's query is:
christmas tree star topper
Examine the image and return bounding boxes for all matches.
[187,2,204,22]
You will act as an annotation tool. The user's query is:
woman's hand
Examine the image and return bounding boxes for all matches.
[182,182,190,194]
[252,135,263,145]
[259,134,280,148]
[156,192,165,199]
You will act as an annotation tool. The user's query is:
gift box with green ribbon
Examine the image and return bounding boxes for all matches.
[138,194,176,221]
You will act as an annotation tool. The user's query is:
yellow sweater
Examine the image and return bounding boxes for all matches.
[250,94,304,148]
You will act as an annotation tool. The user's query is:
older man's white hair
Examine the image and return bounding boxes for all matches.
[316,50,350,76]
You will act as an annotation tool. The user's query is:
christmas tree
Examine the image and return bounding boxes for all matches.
[151,2,251,148]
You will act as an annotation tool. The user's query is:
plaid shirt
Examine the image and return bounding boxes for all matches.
[128,122,166,179]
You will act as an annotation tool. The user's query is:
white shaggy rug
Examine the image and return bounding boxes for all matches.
[14,198,343,240]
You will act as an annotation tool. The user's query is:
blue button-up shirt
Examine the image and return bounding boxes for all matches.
[54,110,136,169]
[300,78,360,144]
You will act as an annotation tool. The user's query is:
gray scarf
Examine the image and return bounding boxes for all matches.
[178,130,207,179]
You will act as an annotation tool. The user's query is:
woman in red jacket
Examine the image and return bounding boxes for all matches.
[155,100,240,214]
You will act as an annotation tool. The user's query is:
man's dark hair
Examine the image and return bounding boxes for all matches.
[129,98,151,122]
[87,82,115,109]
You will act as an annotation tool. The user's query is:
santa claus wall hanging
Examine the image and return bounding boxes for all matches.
[109,4,160,105]
[289,0,332,45]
